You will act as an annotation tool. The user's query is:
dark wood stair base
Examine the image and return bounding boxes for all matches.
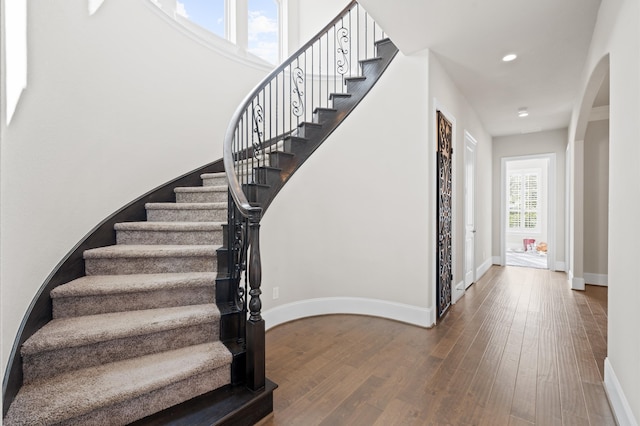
[130,379,277,426]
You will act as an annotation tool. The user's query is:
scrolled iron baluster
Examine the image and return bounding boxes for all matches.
[232,218,247,311]
[291,67,305,117]
[252,104,264,163]
[336,27,350,76]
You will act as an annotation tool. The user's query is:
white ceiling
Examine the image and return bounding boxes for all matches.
[359,0,602,137]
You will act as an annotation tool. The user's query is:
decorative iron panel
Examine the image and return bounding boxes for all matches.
[437,111,453,318]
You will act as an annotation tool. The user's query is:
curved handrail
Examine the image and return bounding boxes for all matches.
[222,0,388,392]
[223,0,366,220]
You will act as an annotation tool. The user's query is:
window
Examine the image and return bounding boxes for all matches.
[170,0,281,64]
[247,0,279,64]
[508,170,540,232]
[176,0,226,38]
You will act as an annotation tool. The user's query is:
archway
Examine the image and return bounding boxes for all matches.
[568,54,609,290]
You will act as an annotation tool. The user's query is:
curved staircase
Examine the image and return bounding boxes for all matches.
[3,1,397,424]
[4,173,235,425]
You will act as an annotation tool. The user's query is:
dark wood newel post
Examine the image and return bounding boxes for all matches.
[246,208,265,391]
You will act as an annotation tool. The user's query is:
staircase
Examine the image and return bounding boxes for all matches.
[3,173,238,425]
[236,37,398,211]
[3,1,396,424]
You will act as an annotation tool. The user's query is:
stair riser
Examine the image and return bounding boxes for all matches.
[59,367,230,426]
[176,191,227,203]
[254,168,283,187]
[282,138,308,156]
[53,287,215,318]
[361,59,385,77]
[267,151,296,171]
[146,208,227,222]
[313,109,337,124]
[22,323,219,384]
[346,78,367,94]
[376,40,396,58]
[296,123,322,139]
[116,229,224,246]
[85,256,218,275]
[331,95,356,111]
[202,176,227,187]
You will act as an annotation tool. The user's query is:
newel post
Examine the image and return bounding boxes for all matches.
[246,208,265,391]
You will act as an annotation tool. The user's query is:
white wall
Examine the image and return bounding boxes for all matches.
[492,129,567,268]
[261,52,434,328]
[260,48,492,331]
[583,119,609,278]
[570,0,640,423]
[295,0,348,44]
[0,0,270,379]
[428,52,493,295]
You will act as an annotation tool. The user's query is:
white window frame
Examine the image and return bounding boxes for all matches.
[507,169,541,233]
[160,0,283,64]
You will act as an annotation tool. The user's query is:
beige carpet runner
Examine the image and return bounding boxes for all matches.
[5,172,232,425]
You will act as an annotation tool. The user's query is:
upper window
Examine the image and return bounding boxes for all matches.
[176,1,226,39]
[171,0,280,64]
[508,170,540,232]
[247,0,279,64]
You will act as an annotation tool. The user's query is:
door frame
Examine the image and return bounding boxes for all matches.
[500,153,556,271]
[463,131,477,288]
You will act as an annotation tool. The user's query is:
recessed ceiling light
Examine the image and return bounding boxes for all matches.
[502,53,517,62]
[518,108,529,118]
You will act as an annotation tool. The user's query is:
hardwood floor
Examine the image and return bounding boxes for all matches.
[258,266,615,425]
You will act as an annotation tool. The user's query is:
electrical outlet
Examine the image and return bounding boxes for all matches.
[273,287,279,299]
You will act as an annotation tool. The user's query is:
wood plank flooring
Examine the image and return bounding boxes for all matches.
[258,266,615,425]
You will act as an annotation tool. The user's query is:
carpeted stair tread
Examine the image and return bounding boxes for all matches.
[174,187,227,203]
[145,202,227,222]
[83,244,221,259]
[200,172,226,179]
[200,172,226,177]
[114,221,224,231]
[145,202,227,210]
[4,342,232,426]
[51,272,216,298]
[174,186,227,194]
[22,304,220,355]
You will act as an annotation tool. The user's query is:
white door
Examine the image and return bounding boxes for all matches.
[464,133,477,288]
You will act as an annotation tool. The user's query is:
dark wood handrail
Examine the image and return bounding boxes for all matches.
[222,0,357,221]
[222,0,389,392]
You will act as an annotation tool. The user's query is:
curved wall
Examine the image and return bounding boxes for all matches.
[260,50,494,329]
[0,0,270,378]
[261,52,434,328]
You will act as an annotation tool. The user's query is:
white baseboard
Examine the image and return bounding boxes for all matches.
[476,258,493,279]
[492,256,502,265]
[263,297,436,331]
[452,281,465,304]
[568,271,586,290]
[572,277,586,290]
[584,272,608,286]
[555,261,566,272]
[604,357,639,426]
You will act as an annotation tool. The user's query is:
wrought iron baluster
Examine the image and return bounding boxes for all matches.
[252,104,264,165]
[222,0,394,393]
[336,25,350,80]
[291,65,305,119]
